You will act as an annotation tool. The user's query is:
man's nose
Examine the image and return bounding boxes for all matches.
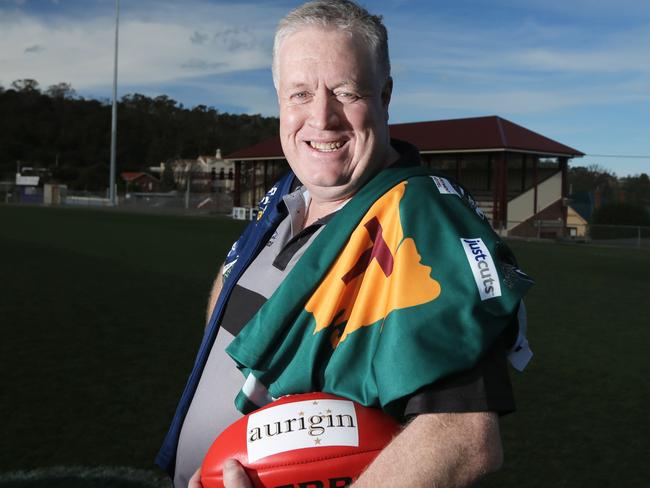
[308,92,340,130]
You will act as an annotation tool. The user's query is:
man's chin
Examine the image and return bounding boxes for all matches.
[305,176,347,190]
[304,177,362,202]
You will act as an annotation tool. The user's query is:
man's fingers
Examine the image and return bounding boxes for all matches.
[188,467,203,488]
[223,459,254,488]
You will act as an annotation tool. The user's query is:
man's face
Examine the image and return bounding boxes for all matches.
[276,27,393,203]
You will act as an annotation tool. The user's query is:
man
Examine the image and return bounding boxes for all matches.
[157,1,533,487]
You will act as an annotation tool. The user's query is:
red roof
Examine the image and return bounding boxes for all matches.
[120,171,158,182]
[226,137,285,160]
[225,115,584,160]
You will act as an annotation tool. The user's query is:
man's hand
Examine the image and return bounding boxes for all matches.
[223,459,254,488]
[188,461,253,488]
[190,413,497,488]
[353,411,503,488]
[188,467,202,488]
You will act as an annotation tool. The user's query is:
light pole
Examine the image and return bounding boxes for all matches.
[109,0,120,205]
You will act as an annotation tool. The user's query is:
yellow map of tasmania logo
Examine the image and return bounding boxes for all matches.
[305,182,441,347]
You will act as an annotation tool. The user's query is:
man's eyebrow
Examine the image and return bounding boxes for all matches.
[282,80,368,92]
[332,80,360,90]
[285,82,311,91]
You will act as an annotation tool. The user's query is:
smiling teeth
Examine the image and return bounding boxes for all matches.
[310,141,342,152]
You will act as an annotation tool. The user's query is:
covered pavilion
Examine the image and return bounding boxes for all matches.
[224,116,584,237]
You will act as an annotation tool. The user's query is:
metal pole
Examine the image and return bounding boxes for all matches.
[185,171,191,210]
[109,0,120,205]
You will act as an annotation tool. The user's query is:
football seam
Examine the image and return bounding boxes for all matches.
[253,448,382,470]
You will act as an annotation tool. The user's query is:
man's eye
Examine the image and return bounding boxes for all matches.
[290,92,311,102]
[335,92,360,102]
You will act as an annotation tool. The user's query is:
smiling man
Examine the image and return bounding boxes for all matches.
[156,2,533,487]
[275,23,398,216]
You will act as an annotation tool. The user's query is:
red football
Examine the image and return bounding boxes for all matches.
[201,392,401,488]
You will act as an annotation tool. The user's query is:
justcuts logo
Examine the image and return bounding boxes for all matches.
[460,238,502,301]
[246,398,359,463]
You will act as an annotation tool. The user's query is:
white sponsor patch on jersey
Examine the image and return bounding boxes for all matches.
[460,238,502,301]
[430,176,461,197]
[246,398,359,462]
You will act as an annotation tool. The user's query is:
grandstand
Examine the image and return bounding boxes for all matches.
[225,115,584,238]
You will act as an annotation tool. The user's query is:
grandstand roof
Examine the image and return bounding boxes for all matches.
[225,115,584,160]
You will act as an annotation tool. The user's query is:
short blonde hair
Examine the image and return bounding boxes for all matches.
[272,0,390,89]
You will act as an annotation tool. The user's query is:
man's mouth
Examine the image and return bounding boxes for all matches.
[309,140,344,152]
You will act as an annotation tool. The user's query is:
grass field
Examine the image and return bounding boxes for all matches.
[1,205,649,487]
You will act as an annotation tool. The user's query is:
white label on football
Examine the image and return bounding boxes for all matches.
[246,398,359,463]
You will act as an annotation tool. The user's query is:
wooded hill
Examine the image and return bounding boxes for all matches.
[0,79,279,190]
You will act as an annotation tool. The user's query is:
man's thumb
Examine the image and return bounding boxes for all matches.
[223,459,253,488]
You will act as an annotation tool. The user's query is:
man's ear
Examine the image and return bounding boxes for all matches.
[381,77,393,119]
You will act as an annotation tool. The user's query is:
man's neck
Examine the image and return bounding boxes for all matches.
[303,197,349,228]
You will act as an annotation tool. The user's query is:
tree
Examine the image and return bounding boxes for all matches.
[592,202,650,226]
[46,82,77,100]
[569,164,619,204]
[620,173,650,207]
[76,163,110,191]
[11,79,40,92]
[160,163,176,191]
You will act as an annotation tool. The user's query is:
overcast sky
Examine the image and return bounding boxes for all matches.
[1,0,649,176]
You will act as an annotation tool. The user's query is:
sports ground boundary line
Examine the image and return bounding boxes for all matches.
[0,466,171,487]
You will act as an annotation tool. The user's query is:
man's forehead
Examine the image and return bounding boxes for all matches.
[276,27,378,88]
[278,26,372,62]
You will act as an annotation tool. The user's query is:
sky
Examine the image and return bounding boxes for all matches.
[1,0,649,177]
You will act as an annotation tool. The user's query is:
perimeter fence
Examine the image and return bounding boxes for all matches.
[3,184,649,249]
[503,219,650,250]
[585,224,650,250]
[64,191,235,216]
[1,185,235,216]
